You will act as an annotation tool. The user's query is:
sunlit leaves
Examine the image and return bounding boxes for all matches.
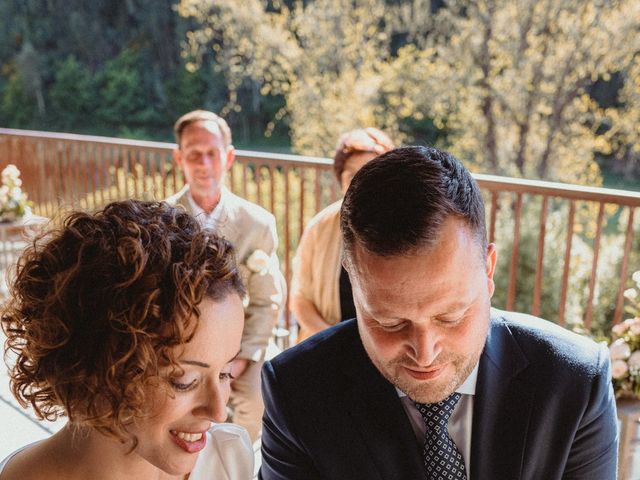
[180,0,640,183]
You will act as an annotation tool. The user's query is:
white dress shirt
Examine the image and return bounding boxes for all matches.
[397,363,478,477]
[186,189,225,229]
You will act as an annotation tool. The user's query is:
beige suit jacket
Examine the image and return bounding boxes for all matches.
[166,186,284,362]
[291,200,343,336]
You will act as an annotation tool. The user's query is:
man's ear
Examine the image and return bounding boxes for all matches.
[225,146,236,171]
[172,148,183,168]
[486,243,497,297]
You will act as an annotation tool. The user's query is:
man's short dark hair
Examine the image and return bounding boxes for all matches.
[340,146,487,259]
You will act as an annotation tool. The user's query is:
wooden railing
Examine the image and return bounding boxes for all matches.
[1,128,639,335]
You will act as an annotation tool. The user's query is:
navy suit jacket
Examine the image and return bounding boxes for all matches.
[259,310,618,480]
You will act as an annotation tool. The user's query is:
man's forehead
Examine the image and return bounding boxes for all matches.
[346,218,484,269]
[181,121,226,147]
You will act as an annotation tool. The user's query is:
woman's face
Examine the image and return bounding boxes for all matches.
[340,151,379,193]
[128,293,244,476]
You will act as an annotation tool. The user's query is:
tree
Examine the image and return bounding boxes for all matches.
[15,40,45,117]
[178,0,403,156]
[385,0,640,183]
[0,71,37,128]
[49,56,96,131]
[599,53,640,179]
[181,0,640,184]
[96,48,161,134]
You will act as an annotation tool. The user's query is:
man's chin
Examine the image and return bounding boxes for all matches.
[399,382,455,404]
[392,367,460,404]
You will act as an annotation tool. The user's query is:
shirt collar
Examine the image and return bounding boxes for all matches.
[395,362,479,398]
[186,187,225,225]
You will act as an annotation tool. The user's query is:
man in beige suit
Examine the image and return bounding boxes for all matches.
[166,110,284,441]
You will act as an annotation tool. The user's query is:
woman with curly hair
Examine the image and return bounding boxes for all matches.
[290,128,394,342]
[0,200,252,479]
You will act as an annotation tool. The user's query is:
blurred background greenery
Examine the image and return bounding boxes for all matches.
[0,0,639,338]
[1,0,639,190]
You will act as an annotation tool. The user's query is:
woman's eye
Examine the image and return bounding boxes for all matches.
[170,378,197,392]
[220,371,235,381]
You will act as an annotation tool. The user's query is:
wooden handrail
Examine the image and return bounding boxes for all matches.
[475,173,640,206]
[1,128,638,334]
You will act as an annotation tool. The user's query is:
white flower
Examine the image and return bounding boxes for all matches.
[628,351,640,370]
[612,359,629,379]
[612,322,629,336]
[631,320,640,335]
[624,288,638,300]
[610,338,632,360]
[0,164,29,221]
[1,164,20,182]
[633,270,640,287]
[246,249,270,273]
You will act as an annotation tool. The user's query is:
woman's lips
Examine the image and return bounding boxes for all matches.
[169,430,207,454]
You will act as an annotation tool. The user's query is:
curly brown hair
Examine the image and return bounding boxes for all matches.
[1,200,245,442]
[332,127,394,181]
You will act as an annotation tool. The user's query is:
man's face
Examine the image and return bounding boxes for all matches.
[347,218,497,404]
[173,121,234,202]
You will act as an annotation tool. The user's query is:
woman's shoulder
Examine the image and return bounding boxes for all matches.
[0,441,43,479]
[189,424,254,480]
[303,200,342,235]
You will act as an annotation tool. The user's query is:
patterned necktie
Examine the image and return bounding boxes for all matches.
[414,392,467,480]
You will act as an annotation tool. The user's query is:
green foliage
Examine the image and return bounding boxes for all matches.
[49,56,96,130]
[490,196,639,336]
[180,0,640,185]
[166,64,208,120]
[179,0,403,156]
[96,49,153,130]
[0,72,37,127]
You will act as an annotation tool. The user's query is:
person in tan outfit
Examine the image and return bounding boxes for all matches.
[290,128,393,342]
[166,110,284,441]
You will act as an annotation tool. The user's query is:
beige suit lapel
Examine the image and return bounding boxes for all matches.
[215,188,241,246]
[170,185,195,215]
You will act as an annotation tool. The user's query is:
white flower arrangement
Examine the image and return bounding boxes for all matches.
[246,249,270,274]
[0,164,31,222]
[610,270,640,399]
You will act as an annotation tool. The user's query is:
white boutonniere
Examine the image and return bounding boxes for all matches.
[246,249,270,274]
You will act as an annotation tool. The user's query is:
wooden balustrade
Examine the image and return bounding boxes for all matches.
[1,128,639,334]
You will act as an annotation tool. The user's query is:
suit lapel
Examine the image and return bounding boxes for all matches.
[214,188,239,243]
[471,317,535,479]
[342,326,424,480]
[172,186,194,214]
[173,186,241,243]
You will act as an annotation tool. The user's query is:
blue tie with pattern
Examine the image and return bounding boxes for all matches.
[414,392,467,480]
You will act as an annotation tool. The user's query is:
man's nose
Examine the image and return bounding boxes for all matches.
[409,325,441,366]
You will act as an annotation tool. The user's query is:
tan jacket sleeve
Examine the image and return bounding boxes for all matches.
[291,220,315,301]
[239,215,285,361]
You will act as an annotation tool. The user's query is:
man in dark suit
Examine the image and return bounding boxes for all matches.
[259,146,618,480]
